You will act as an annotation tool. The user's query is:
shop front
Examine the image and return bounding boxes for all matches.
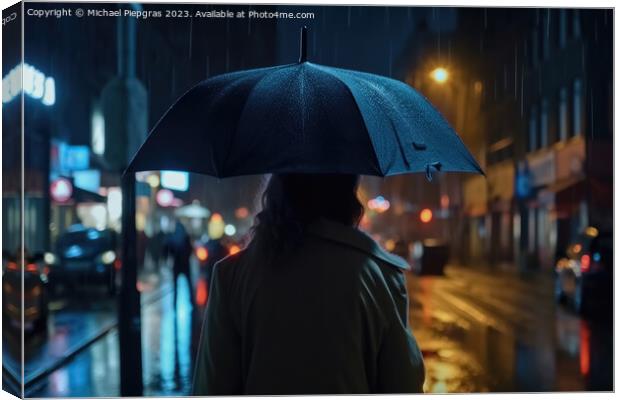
[547,136,587,258]
[525,150,556,269]
[486,160,515,266]
[462,174,488,265]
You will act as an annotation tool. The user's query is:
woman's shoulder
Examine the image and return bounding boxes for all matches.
[306,218,411,273]
[213,248,246,271]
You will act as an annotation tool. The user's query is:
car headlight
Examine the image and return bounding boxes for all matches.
[99,251,116,265]
[44,252,56,265]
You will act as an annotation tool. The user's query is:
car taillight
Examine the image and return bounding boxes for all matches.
[26,263,38,273]
[7,262,18,271]
[114,259,122,271]
[196,247,208,262]
[580,254,591,273]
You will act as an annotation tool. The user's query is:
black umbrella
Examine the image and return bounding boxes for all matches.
[117,29,484,394]
[125,27,483,181]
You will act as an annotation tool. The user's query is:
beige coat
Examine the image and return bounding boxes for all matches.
[193,218,425,395]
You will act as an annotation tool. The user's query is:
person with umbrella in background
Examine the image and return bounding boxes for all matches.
[125,27,483,394]
[164,219,195,308]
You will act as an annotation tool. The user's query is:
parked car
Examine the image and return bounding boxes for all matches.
[411,239,449,275]
[555,226,612,315]
[2,250,50,334]
[47,225,119,296]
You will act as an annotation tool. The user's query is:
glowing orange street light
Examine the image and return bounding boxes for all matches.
[420,208,433,223]
[430,67,449,84]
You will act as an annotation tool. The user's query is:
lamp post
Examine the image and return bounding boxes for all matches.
[101,3,148,395]
[417,64,480,259]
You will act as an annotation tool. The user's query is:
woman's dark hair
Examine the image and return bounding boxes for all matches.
[251,173,363,260]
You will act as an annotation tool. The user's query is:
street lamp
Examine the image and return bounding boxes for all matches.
[430,67,449,84]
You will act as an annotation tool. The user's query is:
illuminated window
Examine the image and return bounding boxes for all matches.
[559,88,568,141]
[540,99,549,147]
[529,106,538,152]
[573,79,584,136]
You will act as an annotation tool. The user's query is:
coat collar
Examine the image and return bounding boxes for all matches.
[307,218,410,270]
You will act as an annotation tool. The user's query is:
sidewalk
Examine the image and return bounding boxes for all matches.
[25,267,203,398]
[10,271,171,397]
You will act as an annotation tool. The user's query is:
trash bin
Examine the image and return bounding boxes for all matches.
[418,239,449,275]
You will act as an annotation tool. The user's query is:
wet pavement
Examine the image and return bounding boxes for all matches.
[22,263,613,396]
[12,269,170,397]
[141,273,203,396]
[408,265,613,393]
[4,290,118,397]
[27,267,202,398]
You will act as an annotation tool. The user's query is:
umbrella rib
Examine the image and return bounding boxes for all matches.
[221,65,291,173]
[352,77,419,167]
[207,72,269,177]
[316,66,484,175]
[127,64,293,176]
[310,64,386,175]
[124,80,205,175]
[402,84,485,175]
[316,65,417,171]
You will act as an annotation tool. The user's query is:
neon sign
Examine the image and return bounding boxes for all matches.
[2,63,56,106]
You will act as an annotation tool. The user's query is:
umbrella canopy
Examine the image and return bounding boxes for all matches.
[126,28,483,180]
[174,200,211,219]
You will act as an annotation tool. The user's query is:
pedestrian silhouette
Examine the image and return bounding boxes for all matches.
[165,220,195,308]
[193,174,425,395]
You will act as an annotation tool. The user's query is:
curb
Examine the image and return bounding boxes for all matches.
[14,283,173,397]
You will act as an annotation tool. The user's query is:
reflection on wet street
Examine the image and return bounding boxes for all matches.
[142,271,201,396]
[24,263,612,396]
[31,329,121,397]
[408,265,613,393]
[26,266,204,397]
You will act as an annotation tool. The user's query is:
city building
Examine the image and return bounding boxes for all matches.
[395,8,613,271]
[6,3,280,256]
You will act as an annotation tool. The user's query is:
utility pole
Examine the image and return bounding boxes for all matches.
[101,4,148,396]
